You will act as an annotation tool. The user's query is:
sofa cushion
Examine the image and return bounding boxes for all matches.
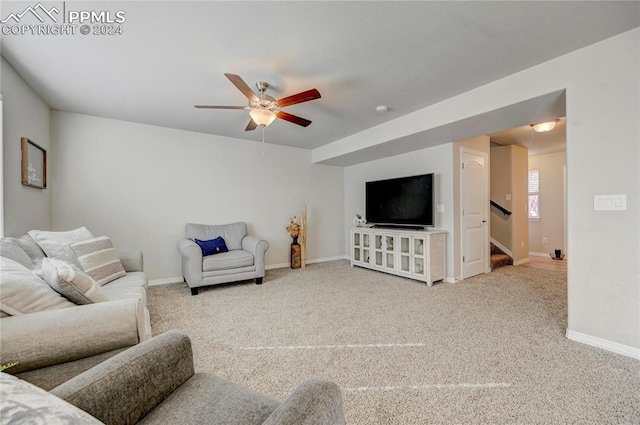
[101,285,147,306]
[0,373,103,425]
[137,373,279,425]
[28,227,95,268]
[0,257,76,315]
[0,237,34,268]
[202,250,254,272]
[102,271,147,289]
[69,236,126,286]
[36,258,110,305]
[185,222,247,251]
[195,237,229,256]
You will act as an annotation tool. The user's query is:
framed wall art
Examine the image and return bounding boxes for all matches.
[21,137,47,189]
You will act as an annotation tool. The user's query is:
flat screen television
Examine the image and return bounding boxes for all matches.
[365,173,434,228]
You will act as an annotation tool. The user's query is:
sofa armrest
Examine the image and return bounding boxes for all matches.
[262,380,346,425]
[242,235,269,277]
[0,299,146,374]
[52,330,195,425]
[117,250,144,272]
[177,238,203,286]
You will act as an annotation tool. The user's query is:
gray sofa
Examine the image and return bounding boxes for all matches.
[0,331,347,424]
[0,229,150,390]
[178,222,269,295]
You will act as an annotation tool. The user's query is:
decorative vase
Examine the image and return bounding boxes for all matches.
[290,236,301,269]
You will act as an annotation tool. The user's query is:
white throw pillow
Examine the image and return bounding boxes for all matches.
[28,227,95,268]
[36,258,110,305]
[0,257,76,316]
[69,236,126,286]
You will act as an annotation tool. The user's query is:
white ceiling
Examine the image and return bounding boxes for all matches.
[2,1,638,151]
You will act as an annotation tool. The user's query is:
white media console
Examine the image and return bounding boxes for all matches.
[350,227,447,286]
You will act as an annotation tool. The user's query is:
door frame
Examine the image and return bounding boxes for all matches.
[459,147,490,279]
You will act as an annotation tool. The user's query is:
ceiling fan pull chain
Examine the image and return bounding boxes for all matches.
[261,126,266,157]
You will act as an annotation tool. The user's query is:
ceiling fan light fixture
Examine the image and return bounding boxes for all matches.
[531,119,559,133]
[249,108,276,127]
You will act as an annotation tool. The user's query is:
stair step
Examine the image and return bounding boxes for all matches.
[490,253,513,270]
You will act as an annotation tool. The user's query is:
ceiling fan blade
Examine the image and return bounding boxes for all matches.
[276,111,312,127]
[194,105,247,109]
[224,73,259,102]
[245,119,258,131]
[276,89,321,108]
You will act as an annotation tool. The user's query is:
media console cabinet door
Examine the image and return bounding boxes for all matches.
[351,229,372,266]
[351,228,447,285]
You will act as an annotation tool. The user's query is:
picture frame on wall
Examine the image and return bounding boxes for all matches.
[21,137,47,189]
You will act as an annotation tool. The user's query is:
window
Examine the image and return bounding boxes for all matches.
[528,169,540,219]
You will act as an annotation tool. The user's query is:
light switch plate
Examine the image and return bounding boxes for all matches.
[594,194,627,211]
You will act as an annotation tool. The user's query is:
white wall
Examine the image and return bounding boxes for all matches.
[326,28,640,355]
[50,112,344,281]
[563,30,639,354]
[529,151,566,255]
[1,57,51,236]
[344,143,455,279]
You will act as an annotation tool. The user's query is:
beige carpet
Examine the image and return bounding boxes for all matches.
[148,261,640,424]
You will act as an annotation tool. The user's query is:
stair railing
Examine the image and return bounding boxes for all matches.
[490,200,512,216]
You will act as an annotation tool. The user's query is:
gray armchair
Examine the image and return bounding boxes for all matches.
[178,222,269,295]
[2,330,346,425]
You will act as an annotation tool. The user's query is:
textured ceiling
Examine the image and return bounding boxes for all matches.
[1,1,638,150]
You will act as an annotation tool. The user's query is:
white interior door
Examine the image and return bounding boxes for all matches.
[461,149,489,278]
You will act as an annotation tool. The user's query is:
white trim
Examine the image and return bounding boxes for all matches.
[566,330,640,360]
[512,257,530,266]
[529,251,550,258]
[148,276,183,286]
[266,255,349,270]
[149,255,349,283]
[307,255,348,264]
[266,262,290,270]
[529,252,568,260]
[489,237,512,257]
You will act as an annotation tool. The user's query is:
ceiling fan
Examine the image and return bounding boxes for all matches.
[195,73,321,131]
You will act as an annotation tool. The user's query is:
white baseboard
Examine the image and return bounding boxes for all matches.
[152,257,349,284]
[266,262,290,270]
[148,276,183,286]
[307,255,349,264]
[513,257,530,266]
[266,255,349,270]
[529,251,550,258]
[566,329,640,360]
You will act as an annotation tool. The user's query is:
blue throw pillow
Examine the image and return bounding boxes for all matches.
[195,237,229,256]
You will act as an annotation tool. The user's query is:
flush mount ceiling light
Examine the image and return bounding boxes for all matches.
[531,119,560,133]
